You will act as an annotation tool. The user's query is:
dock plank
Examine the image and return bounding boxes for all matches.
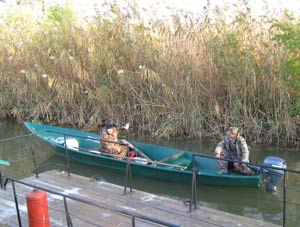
[0,170,280,227]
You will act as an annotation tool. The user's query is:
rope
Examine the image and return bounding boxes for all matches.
[0,133,35,142]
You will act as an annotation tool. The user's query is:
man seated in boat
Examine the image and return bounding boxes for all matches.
[100,123,136,159]
[214,127,253,175]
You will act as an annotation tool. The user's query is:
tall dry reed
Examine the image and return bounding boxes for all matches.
[0,1,299,146]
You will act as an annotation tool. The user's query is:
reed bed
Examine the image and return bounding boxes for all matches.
[0,1,299,146]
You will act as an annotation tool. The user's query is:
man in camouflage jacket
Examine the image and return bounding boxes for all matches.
[100,123,132,159]
[214,127,253,175]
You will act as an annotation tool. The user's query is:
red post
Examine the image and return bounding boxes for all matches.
[26,189,50,227]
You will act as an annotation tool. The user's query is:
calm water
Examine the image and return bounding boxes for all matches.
[0,119,300,226]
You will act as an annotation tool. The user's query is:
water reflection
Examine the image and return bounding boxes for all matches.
[0,119,53,178]
[0,119,300,226]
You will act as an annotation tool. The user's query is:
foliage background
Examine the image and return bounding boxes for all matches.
[0,1,300,146]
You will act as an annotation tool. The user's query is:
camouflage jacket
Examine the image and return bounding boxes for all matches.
[100,127,127,155]
[215,135,250,162]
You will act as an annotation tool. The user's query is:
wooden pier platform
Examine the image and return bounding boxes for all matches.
[0,170,280,227]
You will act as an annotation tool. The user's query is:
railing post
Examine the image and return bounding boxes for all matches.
[282,171,286,227]
[64,135,71,177]
[132,216,136,227]
[189,154,197,212]
[0,167,3,189]
[30,135,39,178]
[64,197,73,227]
[12,180,22,227]
[124,146,133,195]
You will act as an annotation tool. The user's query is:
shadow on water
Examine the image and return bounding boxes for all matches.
[1,119,300,226]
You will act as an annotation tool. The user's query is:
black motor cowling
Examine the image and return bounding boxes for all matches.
[263,156,287,192]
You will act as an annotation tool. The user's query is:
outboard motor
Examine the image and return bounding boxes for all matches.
[263,156,287,192]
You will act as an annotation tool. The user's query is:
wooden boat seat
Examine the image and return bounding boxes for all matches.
[158,151,192,169]
[158,151,186,163]
[168,157,192,169]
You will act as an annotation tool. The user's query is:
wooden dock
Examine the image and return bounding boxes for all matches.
[0,170,280,227]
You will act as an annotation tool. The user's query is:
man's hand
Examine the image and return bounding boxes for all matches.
[123,123,130,130]
[120,139,134,148]
[214,146,223,158]
[241,163,247,168]
[120,139,128,145]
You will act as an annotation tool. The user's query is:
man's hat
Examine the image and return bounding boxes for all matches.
[106,123,116,129]
[228,127,239,134]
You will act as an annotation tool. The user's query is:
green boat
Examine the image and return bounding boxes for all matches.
[24,122,286,189]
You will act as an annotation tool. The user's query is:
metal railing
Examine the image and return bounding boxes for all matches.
[0,130,138,192]
[189,153,300,227]
[5,129,188,194]
[1,130,300,226]
[0,131,180,226]
[3,177,179,227]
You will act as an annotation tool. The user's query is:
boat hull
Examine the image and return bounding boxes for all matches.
[24,122,263,188]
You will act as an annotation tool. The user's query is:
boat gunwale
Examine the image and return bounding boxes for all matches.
[24,122,263,186]
[41,134,262,180]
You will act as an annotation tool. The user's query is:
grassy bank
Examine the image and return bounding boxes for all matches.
[0,1,299,146]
